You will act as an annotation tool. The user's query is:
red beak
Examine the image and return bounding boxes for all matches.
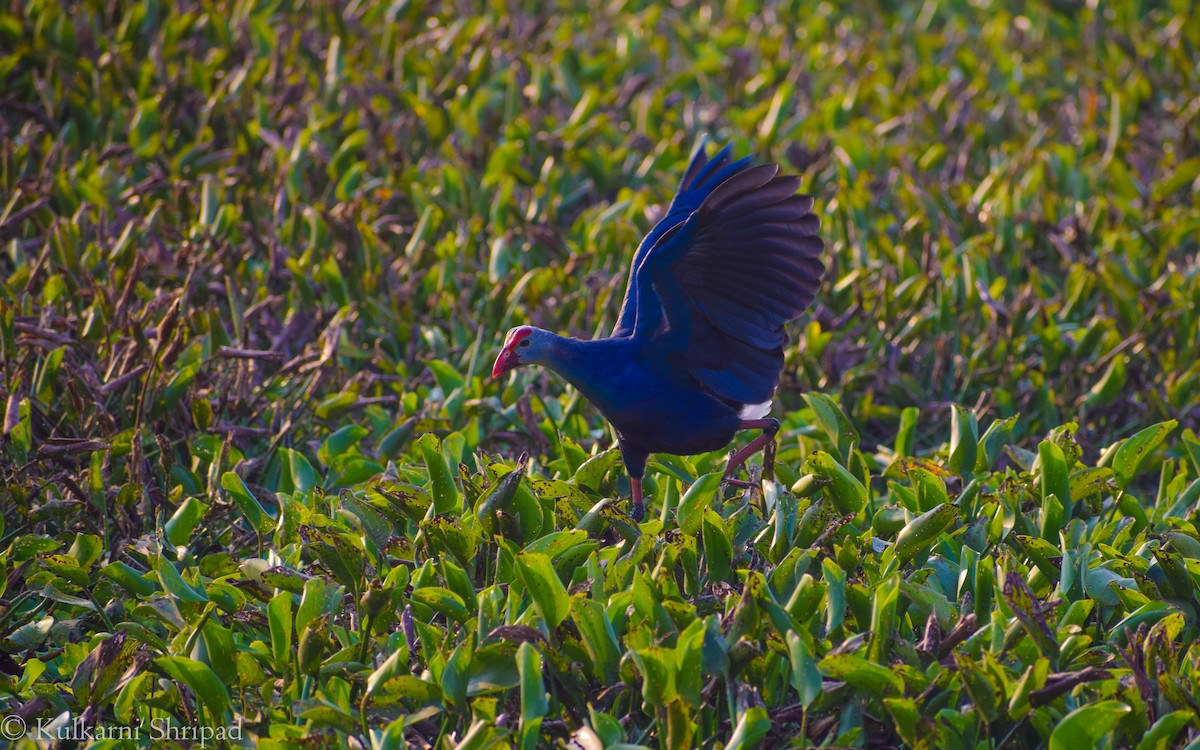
[492,346,519,378]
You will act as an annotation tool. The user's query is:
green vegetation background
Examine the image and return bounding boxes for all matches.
[2,0,1199,748]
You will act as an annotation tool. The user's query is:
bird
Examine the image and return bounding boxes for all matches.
[492,142,825,521]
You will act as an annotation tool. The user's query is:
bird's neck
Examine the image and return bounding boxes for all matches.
[538,334,628,406]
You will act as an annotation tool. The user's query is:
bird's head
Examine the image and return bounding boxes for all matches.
[492,325,549,378]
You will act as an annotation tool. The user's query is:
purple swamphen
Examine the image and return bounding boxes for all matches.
[493,143,825,520]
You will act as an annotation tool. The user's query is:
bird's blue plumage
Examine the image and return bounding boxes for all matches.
[611,142,754,339]
[505,143,825,490]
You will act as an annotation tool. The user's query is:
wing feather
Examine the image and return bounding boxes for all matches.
[632,147,826,406]
[611,142,753,336]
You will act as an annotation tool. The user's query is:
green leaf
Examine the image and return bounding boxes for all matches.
[675,618,705,708]
[805,451,867,514]
[572,449,619,492]
[819,654,904,697]
[156,656,230,720]
[411,587,471,624]
[100,562,158,596]
[630,646,676,705]
[726,705,771,750]
[1135,711,1192,750]
[803,392,858,462]
[164,497,208,547]
[787,631,822,707]
[517,642,546,750]
[1038,440,1072,520]
[893,503,958,564]
[286,449,318,494]
[570,597,620,685]
[1049,701,1131,750]
[676,472,722,536]
[156,555,207,603]
[220,472,273,534]
[419,433,459,513]
[701,509,732,583]
[948,404,978,477]
[268,590,292,674]
[515,552,569,629]
[441,640,472,709]
[1112,421,1178,489]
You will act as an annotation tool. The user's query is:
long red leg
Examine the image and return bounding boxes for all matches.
[631,477,645,521]
[722,418,780,485]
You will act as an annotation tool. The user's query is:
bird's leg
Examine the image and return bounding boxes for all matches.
[722,418,780,486]
[631,477,645,521]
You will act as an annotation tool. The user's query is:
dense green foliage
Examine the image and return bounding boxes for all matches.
[2,0,1200,748]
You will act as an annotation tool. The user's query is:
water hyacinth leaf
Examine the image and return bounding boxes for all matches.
[676,472,722,536]
[819,654,904,698]
[156,656,230,720]
[515,552,569,628]
[977,415,1019,473]
[164,497,208,547]
[418,433,460,513]
[725,705,771,750]
[701,509,733,582]
[787,631,822,707]
[286,449,318,494]
[675,618,705,707]
[259,565,311,593]
[40,554,90,588]
[517,642,547,750]
[803,392,858,462]
[570,597,620,684]
[411,587,472,624]
[441,640,473,709]
[805,451,867,514]
[895,407,919,457]
[893,503,958,565]
[1112,421,1178,489]
[268,589,292,674]
[631,646,676,705]
[220,472,273,534]
[948,404,978,478]
[1135,711,1192,750]
[156,555,207,604]
[1048,701,1131,750]
[573,449,619,492]
[1037,440,1072,520]
[100,562,158,596]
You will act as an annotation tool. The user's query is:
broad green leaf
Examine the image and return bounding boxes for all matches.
[418,433,460,514]
[819,654,904,697]
[571,597,620,684]
[220,472,273,534]
[803,392,858,462]
[515,552,569,628]
[1112,421,1178,489]
[156,656,230,720]
[787,632,822,707]
[676,472,722,536]
[1049,701,1131,750]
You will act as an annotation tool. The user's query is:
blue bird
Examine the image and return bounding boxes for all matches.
[493,143,825,520]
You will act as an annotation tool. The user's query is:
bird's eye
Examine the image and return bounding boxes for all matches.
[519,340,531,347]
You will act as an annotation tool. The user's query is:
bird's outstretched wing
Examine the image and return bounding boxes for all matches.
[629,151,825,406]
[611,143,752,337]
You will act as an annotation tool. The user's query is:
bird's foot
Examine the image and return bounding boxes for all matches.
[630,478,645,521]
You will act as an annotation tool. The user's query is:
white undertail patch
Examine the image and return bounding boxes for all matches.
[739,400,772,419]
